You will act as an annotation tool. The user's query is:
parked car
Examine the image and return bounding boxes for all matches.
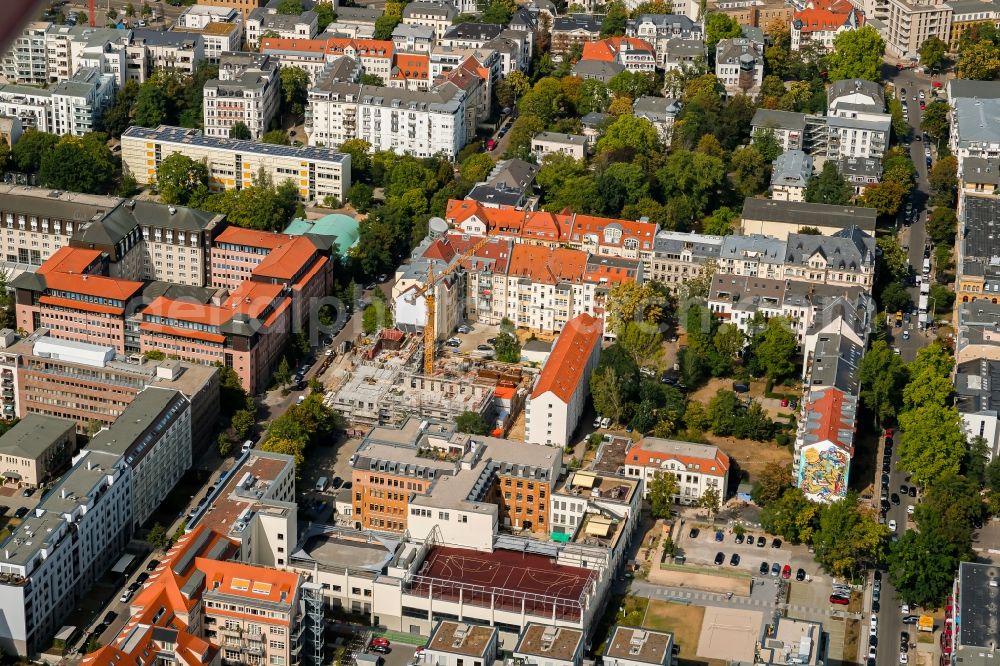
[457,325,472,334]
[371,638,391,648]
[771,538,782,548]
[21,488,33,497]
[902,615,920,624]
[689,527,700,538]
[830,595,850,605]
[136,572,149,585]
[760,561,769,575]
[714,530,724,542]
[757,536,767,547]
[13,507,28,519]
[714,552,725,565]
[600,417,611,428]
[796,568,806,581]
[445,338,461,348]
[730,553,741,566]
[735,533,744,544]
[146,559,160,572]
[771,562,781,576]
[782,565,791,579]
[120,588,135,603]
[102,611,118,626]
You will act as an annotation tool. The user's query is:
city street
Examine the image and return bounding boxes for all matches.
[53,0,181,26]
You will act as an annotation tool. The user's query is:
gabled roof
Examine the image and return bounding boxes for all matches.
[531,313,601,402]
[627,437,731,476]
[37,247,103,275]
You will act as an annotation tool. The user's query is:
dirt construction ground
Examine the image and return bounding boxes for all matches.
[649,566,751,595]
[697,606,763,663]
[688,378,794,480]
[641,600,724,666]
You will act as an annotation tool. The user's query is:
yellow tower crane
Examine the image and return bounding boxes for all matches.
[409,237,489,374]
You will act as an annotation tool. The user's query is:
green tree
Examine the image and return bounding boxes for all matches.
[958,41,1000,80]
[346,182,374,212]
[262,129,290,145]
[877,235,909,281]
[927,206,958,246]
[481,0,516,23]
[231,408,256,440]
[699,487,721,516]
[826,26,885,81]
[314,1,335,31]
[608,70,658,100]
[362,297,393,334]
[155,153,209,206]
[879,281,912,315]
[279,65,310,116]
[888,97,909,141]
[601,0,629,36]
[648,471,680,518]
[707,389,740,436]
[713,322,745,360]
[261,436,306,468]
[910,341,954,377]
[597,162,650,215]
[125,2,136,17]
[276,0,305,12]
[805,160,852,205]
[656,149,727,223]
[888,529,963,607]
[753,127,783,163]
[730,145,767,197]
[929,155,958,207]
[898,403,967,485]
[604,281,672,334]
[761,488,820,544]
[274,357,292,388]
[229,121,252,140]
[374,14,401,39]
[921,100,951,143]
[860,179,907,217]
[903,366,953,410]
[703,206,738,236]
[751,463,792,506]
[705,12,742,53]
[494,332,520,363]
[505,114,545,158]
[148,523,169,550]
[919,36,947,70]
[456,411,489,435]
[11,130,58,173]
[812,493,890,578]
[590,366,631,424]
[618,321,663,368]
[596,114,660,155]
[217,432,233,458]
[460,153,494,183]
[360,73,385,86]
[39,134,115,195]
[748,316,797,380]
[133,81,170,127]
[883,148,917,190]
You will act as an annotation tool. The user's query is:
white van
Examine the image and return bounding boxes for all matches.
[315,476,329,492]
[242,440,254,453]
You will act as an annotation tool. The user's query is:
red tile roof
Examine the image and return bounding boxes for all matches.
[42,271,144,302]
[214,226,290,250]
[253,236,319,281]
[531,313,602,402]
[259,36,395,60]
[581,36,654,62]
[39,295,124,316]
[803,387,855,453]
[142,296,232,327]
[507,245,589,283]
[627,438,731,476]
[38,247,103,275]
[393,53,430,80]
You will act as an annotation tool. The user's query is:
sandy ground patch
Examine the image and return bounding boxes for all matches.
[697,606,763,663]
[649,566,752,595]
[642,600,719,665]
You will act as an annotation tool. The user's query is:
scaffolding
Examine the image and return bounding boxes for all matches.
[301,580,324,666]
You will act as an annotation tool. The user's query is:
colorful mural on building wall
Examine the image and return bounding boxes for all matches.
[798,443,850,502]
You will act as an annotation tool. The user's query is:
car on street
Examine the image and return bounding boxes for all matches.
[909,486,917,497]
[689,527,700,538]
[457,325,472,334]
[830,595,850,605]
[891,493,901,505]
[13,507,28,519]
[120,588,135,603]
[869,636,878,648]
[102,611,118,626]
[730,553,741,566]
[782,565,791,579]
[796,568,806,581]
[445,338,460,348]
[889,519,897,531]
[714,552,725,565]
[136,572,149,584]
[21,488,33,497]
[902,615,920,624]
[476,343,493,352]
[146,559,160,571]
[900,652,909,664]
[600,417,611,428]
[771,562,781,576]
[371,638,390,648]
[901,632,910,648]
[760,561,770,575]
[772,538,782,548]
[757,536,767,547]
[902,604,910,614]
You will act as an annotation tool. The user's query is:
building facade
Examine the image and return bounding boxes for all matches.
[202,53,280,139]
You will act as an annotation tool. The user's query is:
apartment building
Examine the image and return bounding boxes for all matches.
[949,562,997,666]
[956,358,1000,460]
[793,386,858,502]
[623,437,731,504]
[625,14,704,69]
[838,156,883,194]
[604,627,673,666]
[260,36,395,84]
[203,52,280,139]
[2,22,49,85]
[352,417,562,538]
[393,24,435,54]
[0,414,75,488]
[126,29,204,83]
[949,80,1000,162]
[89,388,191,530]
[514,625,585,666]
[718,228,877,289]
[423,622,499,666]
[770,149,813,201]
[826,79,891,159]
[120,125,352,203]
[0,331,218,447]
[708,274,872,344]
[85,523,322,666]
[649,230,723,287]
[439,23,504,49]
[246,4,319,47]
[715,37,764,95]
[43,25,129,86]
[402,1,458,39]
[580,37,657,73]
[532,132,588,161]
[0,66,115,138]
[632,96,680,148]
[791,0,864,50]
[881,0,951,58]
[751,108,808,151]
[171,19,243,64]
[305,79,470,159]
[551,15,602,58]
[740,198,878,239]
[197,0,266,19]
[525,314,602,448]
[706,0,794,26]
[0,449,130,656]
[949,0,1000,48]
[446,199,660,270]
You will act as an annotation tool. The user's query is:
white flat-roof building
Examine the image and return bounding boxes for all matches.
[246,4,319,48]
[2,22,50,86]
[0,66,115,137]
[532,132,587,161]
[172,8,244,64]
[121,125,352,203]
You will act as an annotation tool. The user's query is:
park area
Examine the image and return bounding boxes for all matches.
[605,597,728,666]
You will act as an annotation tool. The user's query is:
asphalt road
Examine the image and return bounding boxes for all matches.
[46,0,180,26]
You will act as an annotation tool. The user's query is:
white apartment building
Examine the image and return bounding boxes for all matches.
[0,66,115,138]
[176,4,244,29]
[306,80,468,159]
[826,78,891,159]
[532,132,587,161]
[623,437,730,504]
[44,25,129,87]
[881,0,951,58]
[0,450,131,657]
[625,14,703,69]
[203,52,280,139]
[259,36,395,85]
[121,125,352,203]
[949,80,1000,162]
[715,37,764,95]
[172,7,244,64]
[125,29,204,83]
[393,23,435,54]
[246,5,318,48]
[402,1,458,40]
[2,22,50,85]
[88,388,192,531]
[525,313,602,448]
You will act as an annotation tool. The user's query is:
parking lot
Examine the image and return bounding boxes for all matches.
[677,524,818,580]
[445,322,501,355]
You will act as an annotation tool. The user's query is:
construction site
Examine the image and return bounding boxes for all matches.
[323,328,532,434]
